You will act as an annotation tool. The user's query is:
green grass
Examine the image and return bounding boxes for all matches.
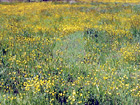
[0,2,140,105]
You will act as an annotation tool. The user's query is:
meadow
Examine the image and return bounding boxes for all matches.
[0,1,140,104]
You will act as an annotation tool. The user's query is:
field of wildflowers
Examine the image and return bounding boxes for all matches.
[0,0,140,104]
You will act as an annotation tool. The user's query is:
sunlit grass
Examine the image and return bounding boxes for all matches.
[0,1,140,105]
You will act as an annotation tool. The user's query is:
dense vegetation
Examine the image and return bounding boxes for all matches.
[0,1,140,104]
